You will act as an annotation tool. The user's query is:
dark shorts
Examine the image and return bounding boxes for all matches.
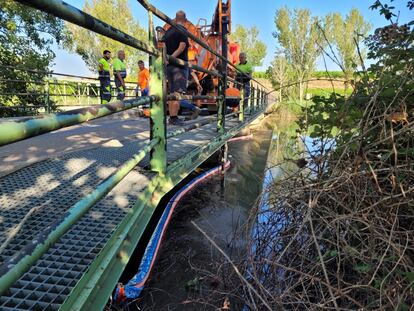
[226,98,240,108]
[167,65,188,93]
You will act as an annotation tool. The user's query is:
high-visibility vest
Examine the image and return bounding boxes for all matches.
[113,58,127,79]
[98,58,111,78]
[228,42,240,65]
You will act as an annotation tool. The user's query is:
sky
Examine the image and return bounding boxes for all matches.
[52,0,412,76]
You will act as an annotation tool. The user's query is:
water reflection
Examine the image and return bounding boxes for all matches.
[133,127,274,311]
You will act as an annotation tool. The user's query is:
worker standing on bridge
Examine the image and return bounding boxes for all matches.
[113,50,127,100]
[98,50,112,104]
[236,52,253,105]
[137,60,150,97]
[164,10,199,125]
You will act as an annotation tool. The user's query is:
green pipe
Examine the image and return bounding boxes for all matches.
[167,56,222,78]
[148,10,167,174]
[15,0,159,56]
[239,87,245,122]
[0,97,155,146]
[0,138,159,296]
[166,116,217,139]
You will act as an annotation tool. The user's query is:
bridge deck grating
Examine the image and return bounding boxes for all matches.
[0,116,239,310]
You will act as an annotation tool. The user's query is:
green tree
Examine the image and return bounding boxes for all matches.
[269,54,292,101]
[0,0,65,116]
[273,8,324,101]
[229,25,267,68]
[327,9,371,89]
[64,0,146,80]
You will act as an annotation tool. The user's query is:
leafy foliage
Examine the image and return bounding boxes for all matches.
[233,2,414,309]
[64,0,146,79]
[273,8,325,100]
[252,71,270,79]
[0,0,66,116]
[269,55,293,100]
[229,25,267,68]
[270,8,370,100]
[325,9,371,83]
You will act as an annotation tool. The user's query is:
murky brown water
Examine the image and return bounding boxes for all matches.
[118,121,277,311]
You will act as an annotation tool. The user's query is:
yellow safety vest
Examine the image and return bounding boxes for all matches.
[98,58,111,78]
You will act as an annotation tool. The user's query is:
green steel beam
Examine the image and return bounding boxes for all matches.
[60,111,265,311]
[263,89,266,108]
[167,56,222,78]
[259,88,262,110]
[15,0,159,56]
[0,138,159,296]
[217,79,225,134]
[148,11,167,174]
[251,84,255,113]
[166,116,217,139]
[217,12,228,134]
[247,83,252,115]
[239,87,245,122]
[0,97,155,146]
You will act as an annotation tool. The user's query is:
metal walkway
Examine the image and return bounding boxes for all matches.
[0,115,257,310]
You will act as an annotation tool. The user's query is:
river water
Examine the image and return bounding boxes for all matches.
[122,116,296,311]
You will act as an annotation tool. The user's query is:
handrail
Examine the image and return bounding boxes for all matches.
[16,0,159,56]
[0,64,102,81]
[168,55,222,78]
[167,116,217,138]
[0,137,159,296]
[166,94,220,101]
[0,67,140,86]
[0,96,156,146]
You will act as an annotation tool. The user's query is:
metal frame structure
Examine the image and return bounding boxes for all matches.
[0,67,144,113]
[0,0,270,309]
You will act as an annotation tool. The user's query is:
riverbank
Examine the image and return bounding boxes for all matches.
[112,115,284,311]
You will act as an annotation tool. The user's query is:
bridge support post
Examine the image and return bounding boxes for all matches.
[239,87,244,122]
[247,82,251,115]
[260,88,264,110]
[265,92,269,109]
[217,11,229,134]
[149,11,167,174]
[252,87,256,113]
[44,80,50,113]
[217,80,225,134]
[220,142,228,168]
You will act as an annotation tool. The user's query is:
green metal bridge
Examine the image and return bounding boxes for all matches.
[0,0,270,310]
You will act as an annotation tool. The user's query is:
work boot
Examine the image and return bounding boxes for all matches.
[168,117,185,126]
[185,107,201,120]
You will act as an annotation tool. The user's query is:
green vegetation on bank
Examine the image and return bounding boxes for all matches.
[218,2,414,310]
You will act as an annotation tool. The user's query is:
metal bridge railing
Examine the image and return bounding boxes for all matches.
[0,65,142,112]
[0,0,270,297]
[2,0,270,160]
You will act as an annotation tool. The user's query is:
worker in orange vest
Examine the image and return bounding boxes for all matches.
[137,60,150,97]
